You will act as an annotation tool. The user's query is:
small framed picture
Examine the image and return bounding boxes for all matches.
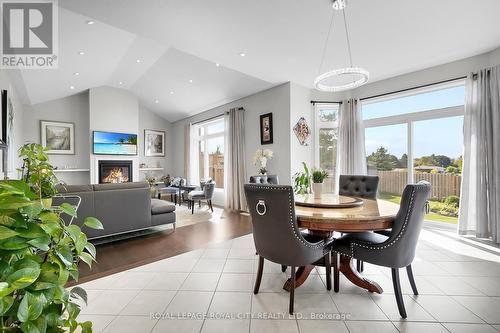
[260,113,273,145]
[40,120,75,154]
[144,129,165,156]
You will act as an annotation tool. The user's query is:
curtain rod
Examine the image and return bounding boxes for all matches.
[360,75,472,101]
[191,107,243,125]
[310,100,342,105]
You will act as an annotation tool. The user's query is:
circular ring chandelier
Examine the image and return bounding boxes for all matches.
[314,0,369,92]
[314,67,369,92]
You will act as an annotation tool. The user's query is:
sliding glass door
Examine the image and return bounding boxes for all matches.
[363,82,465,224]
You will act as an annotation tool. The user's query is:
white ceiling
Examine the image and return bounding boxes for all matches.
[10,0,500,122]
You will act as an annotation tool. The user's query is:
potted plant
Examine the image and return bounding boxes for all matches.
[311,168,328,198]
[293,162,311,194]
[253,149,273,175]
[0,143,103,332]
[19,143,63,208]
[161,174,171,186]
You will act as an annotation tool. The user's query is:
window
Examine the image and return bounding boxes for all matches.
[194,118,225,189]
[363,80,465,224]
[314,104,340,193]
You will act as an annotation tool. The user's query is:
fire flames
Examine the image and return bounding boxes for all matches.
[102,167,129,183]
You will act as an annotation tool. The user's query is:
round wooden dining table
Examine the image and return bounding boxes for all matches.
[282,193,400,294]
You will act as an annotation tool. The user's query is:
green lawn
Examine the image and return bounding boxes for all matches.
[379,193,458,224]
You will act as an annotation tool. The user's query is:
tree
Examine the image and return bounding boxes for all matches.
[119,138,125,144]
[319,128,337,171]
[367,147,397,171]
[400,154,408,168]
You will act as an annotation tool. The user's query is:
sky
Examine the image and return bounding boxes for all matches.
[363,85,465,159]
[94,131,136,144]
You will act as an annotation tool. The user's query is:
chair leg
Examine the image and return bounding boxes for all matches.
[209,200,214,212]
[254,256,264,294]
[333,252,339,292]
[325,252,332,291]
[406,264,419,295]
[281,265,287,272]
[391,268,407,319]
[191,200,194,214]
[289,266,296,314]
[199,200,201,208]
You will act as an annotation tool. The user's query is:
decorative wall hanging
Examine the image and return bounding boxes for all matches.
[259,113,273,145]
[40,120,75,154]
[144,129,165,156]
[293,117,311,146]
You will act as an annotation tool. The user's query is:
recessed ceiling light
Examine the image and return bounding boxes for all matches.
[118,81,123,85]
[73,72,80,76]
[78,51,85,55]
[188,79,193,83]
[215,63,220,67]
[69,86,75,90]
[86,20,95,25]
[155,99,159,104]
[170,91,174,95]
[239,52,246,57]
[136,59,141,63]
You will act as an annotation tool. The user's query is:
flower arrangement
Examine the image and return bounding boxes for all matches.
[253,149,273,175]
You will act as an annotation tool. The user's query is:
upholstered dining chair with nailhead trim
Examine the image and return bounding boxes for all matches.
[338,175,380,273]
[244,184,334,314]
[331,181,431,318]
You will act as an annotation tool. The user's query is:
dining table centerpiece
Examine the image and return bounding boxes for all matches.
[311,168,328,198]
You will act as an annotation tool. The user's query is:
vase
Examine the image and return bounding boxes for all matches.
[312,183,323,199]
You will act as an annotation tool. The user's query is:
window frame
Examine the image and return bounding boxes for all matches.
[193,117,225,189]
[362,79,465,184]
[314,103,340,192]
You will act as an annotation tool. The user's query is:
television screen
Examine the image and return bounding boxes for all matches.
[93,131,137,155]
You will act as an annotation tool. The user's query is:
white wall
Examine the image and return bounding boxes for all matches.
[0,70,25,179]
[138,105,173,180]
[171,83,292,206]
[23,92,90,185]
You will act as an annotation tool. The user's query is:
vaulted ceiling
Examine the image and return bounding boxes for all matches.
[9,0,500,122]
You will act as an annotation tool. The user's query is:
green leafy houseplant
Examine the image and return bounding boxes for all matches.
[0,144,103,333]
[293,162,311,194]
[311,168,328,184]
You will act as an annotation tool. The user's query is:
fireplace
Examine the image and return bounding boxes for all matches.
[98,160,133,184]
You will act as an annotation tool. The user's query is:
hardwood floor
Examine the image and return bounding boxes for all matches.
[71,210,252,286]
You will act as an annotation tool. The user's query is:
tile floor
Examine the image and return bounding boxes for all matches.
[76,227,500,333]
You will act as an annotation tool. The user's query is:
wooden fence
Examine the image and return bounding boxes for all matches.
[377,171,461,199]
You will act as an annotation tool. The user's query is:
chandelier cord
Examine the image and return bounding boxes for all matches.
[317,11,335,75]
[342,8,354,68]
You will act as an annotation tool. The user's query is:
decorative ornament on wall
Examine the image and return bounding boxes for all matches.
[293,117,310,146]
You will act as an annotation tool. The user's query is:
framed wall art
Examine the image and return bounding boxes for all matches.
[144,129,165,156]
[40,120,75,154]
[260,112,273,145]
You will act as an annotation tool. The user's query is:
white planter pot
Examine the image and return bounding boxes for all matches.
[312,183,323,199]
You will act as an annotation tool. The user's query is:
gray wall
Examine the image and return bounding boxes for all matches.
[24,92,90,185]
[138,105,173,180]
[171,83,292,205]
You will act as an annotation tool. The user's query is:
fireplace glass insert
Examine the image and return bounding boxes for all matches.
[98,160,133,184]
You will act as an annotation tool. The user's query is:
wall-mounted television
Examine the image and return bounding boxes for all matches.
[93,131,137,155]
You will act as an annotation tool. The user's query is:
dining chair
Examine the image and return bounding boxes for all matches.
[338,175,380,272]
[331,182,431,318]
[187,179,215,214]
[248,175,287,272]
[244,184,334,314]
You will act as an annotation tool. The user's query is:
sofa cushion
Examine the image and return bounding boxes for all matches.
[188,190,205,199]
[93,182,149,191]
[151,199,176,215]
[57,184,94,193]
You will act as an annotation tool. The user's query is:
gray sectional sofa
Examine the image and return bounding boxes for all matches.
[54,182,176,239]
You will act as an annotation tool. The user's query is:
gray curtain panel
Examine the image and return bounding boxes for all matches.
[224,107,247,211]
[338,98,367,175]
[184,123,190,181]
[459,65,500,242]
